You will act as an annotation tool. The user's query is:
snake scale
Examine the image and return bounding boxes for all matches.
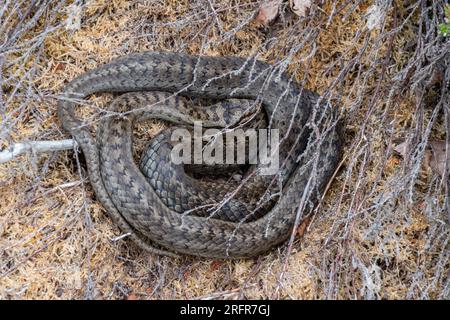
[58,52,343,258]
[100,91,273,223]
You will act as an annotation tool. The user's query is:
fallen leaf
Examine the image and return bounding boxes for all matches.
[126,292,137,300]
[424,140,449,177]
[54,63,66,72]
[289,0,311,17]
[254,0,281,26]
[393,141,408,157]
[145,287,154,295]
[210,260,222,272]
[394,139,449,177]
[296,216,311,237]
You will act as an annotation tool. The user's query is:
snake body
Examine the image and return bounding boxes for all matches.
[58,52,343,258]
[100,91,273,222]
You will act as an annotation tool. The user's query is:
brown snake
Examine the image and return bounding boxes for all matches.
[58,52,343,258]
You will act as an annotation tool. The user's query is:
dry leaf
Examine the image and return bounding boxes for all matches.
[183,269,191,280]
[290,0,311,17]
[255,0,281,26]
[394,139,449,177]
[393,141,408,157]
[126,292,138,300]
[54,63,66,72]
[296,216,311,237]
[424,140,449,177]
[145,287,154,295]
[210,260,222,272]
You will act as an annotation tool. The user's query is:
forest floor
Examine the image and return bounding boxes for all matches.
[0,0,448,299]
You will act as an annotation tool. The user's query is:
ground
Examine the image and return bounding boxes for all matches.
[0,0,448,299]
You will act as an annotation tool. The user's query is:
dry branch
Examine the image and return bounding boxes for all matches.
[0,139,75,163]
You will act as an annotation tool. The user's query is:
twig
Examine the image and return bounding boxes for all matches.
[0,139,75,163]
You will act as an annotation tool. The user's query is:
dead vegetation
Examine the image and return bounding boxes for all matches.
[0,0,449,299]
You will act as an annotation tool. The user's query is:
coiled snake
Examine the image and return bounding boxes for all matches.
[58,52,343,258]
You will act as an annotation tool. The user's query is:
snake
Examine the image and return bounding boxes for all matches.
[99,91,274,223]
[58,52,343,259]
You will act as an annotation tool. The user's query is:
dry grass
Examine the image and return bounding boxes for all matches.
[0,0,449,299]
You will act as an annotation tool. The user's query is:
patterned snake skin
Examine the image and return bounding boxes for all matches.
[58,52,343,258]
[97,91,273,223]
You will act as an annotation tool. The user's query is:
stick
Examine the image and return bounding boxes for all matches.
[0,139,75,163]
